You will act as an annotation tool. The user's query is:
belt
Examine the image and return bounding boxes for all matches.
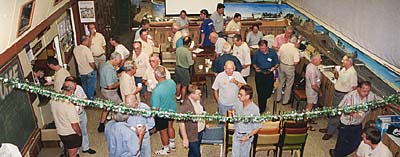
[102,87,117,90]
[176,65,189,70]
[335,90,347,94]
[237,132,253,138]
[94,53,105,57]
[281,62,295,66]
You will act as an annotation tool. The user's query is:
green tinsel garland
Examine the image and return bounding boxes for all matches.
[0,77,399,122]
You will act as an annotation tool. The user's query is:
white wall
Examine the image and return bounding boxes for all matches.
[287,0,400,71]
[0,0,69,54]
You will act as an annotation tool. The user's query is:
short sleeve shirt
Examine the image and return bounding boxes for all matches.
[176,17,189,32]
[305,63,321,98]
[246,31,263,46]
[225,20,241,37]
[115,44,130,60]
[210,11,224,33]
[51,99,79,135]
[127,102,155,132]
[54,68,71,92]
[105,121,140,157]
[215,38,227,55]
[90,32,106,56]
[99,62,118,88]
[233,102,261,133]
[74,85,87,114]
[200,18,214,47]
[176,46,194,68]
[150,79,177,112]
[119,72,140,102]
[356,141,392,157]
[132,53,150,77]
[212,71,246,105]
[136,38,155,57]
[233,42,251,76]
[335,66,358,92]
[143,67,171,92]
[73,45,95,75]
[278,43,300,65]
[272,33,289,49]
[252,48,280,71]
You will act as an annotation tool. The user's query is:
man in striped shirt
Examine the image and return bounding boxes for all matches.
[331,81,380,157]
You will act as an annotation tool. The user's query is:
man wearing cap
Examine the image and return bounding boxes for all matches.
[210,3,225,37]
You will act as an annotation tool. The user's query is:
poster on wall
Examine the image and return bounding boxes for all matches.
[17,0,35,37]
[78,1,96,23]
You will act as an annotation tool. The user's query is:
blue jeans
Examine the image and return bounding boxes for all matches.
[188,130,204,157]
[134,77,147,94]
[79,110,89,151]
[80,70,97,100]
[141,132,151,157]
[232,132,254,157]
[218,102,234,116]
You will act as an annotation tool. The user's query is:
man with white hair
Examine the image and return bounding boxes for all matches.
[126,95,155,157]
[209,32,227,57]
[105,112,146,157]
[171,23,182,49]
[212,60,246,116]
[119,61,142,102]
[97,52,123,132]
[211,42,242,74]
[143,55,171,102]
[276,35,300,105]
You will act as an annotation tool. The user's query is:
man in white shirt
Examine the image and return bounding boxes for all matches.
[225,13,241,45]
[209,32,226,58]
[134,19,150,41]
[0,143,21,157]
[210,3,225,37]
[110,36,130,61]
[246,25,263,46]
[142,55,171,103]
[132,41,151,95]
[88,23,107,66]
[356,127,392,157]
[331,81,381,157]
[135,29,155,57]
[232,34,251,81]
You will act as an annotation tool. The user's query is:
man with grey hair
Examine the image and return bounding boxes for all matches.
[126,94,155,157]
[119,61,142,102]
[276,35,300,105]
[171,23,182,49]
[97,52,123,132]
[211,42,242,74]
[73,35,97,100]
[151,66,177,155]
[105,111,146,157]
[305,53,322,131]
[209,32,227,57]
[143,55,171,102]
[320,55,358,140]
[272,26,294,52]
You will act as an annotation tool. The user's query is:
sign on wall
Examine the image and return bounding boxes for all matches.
[78,1,96,23]
[17,0,35,37]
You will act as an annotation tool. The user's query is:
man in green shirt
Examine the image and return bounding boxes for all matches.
[175,36,195,103]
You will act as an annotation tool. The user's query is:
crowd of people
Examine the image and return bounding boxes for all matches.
[35,3,393,157]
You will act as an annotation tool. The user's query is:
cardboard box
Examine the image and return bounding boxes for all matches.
[376,115,400,136]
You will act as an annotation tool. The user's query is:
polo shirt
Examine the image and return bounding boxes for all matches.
[99,62,118,88]
[176,46,194,69]
[335,66,358,92]
[272,33,289,49]
[119,72,140,102]
[54,68,71,92]
[136,38,154,57]
[150,79,176,112]
[73,44,94,75]
[143,67,171,92]
[278,43,300,65]
[200,18,214,47]
[132,52,150,77]
[212,71,246,105]
[115,44,130,60]
[210,11,224,33]
[233,101,261,133]
[51,99,79,136]
[252,48,279,71]
[90,32,106,56]
[215,38,227,55]
[225,20,241,37]
[246,31,263,46]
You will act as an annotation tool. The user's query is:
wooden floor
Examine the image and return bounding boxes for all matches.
[38,73,337,157]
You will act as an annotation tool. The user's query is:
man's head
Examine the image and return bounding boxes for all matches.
[342,55,353,68]
[112,112,129,122]
[123,61,137,75]
[149,55,161,69]
[233,13,241,23]
[88,23,96,34]
[183,36,192,47]
[188,84,202,101]
[125,94,139,108]
[33,66,45,78]
[140,19,150,29]
[362,127,381,146]
[258,40,268,53]
[238,85,253,102]
[284,26,294,38]
[109,36,120,47]
[209,32,219,44]
[180,10,187,19]
[233,34,243,46]
[139,29,148,41]
[172,23,179,33]
[200,9,209,19]
[47,57,60,71]
[289,35,297,44]
[310,54,322,66]
[222,42,232,54]
[81,35,90,47]
[357,81,372,98]
[251,25,259,33]
[133,41,142,55]
[224,60,235,76]
[216,3,225,14]
[154,65,167,81]
[109,52,122,67]
[61,79,76,96]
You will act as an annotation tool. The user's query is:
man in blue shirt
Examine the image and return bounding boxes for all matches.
[126,94,155,157]
[105,112,146,157]
[199,9,214,47]
[98,52,123,132]
[252,40,279,113]
[212,42,243,74]
[150,66,177,155]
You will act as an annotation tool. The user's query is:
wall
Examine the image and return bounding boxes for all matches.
[0,0,70,55]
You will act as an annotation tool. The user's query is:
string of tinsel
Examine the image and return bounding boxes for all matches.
[0,77,399,122]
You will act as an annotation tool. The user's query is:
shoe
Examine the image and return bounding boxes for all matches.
[97,123,105,132]
[169,143,176,151]
[329,149,335,157]
[322,134,333,140]
[155,148,169,155]
[319,128,328,133]
[82,148,96,154]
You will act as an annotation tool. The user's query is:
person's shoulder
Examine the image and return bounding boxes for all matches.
[139,102,151,110]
